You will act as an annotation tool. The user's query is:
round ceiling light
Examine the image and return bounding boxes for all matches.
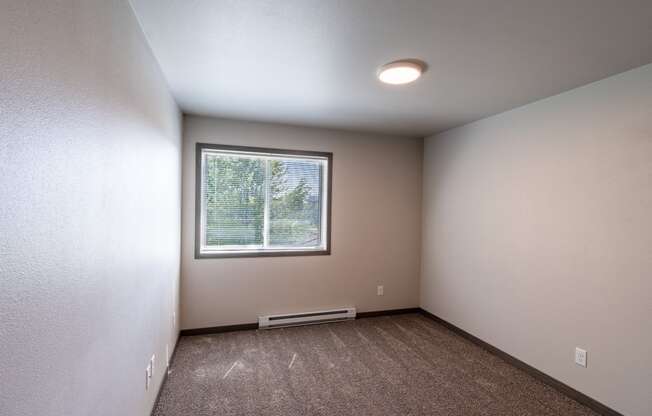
[377,59,425,85]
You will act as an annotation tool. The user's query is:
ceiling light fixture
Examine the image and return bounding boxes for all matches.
[377,59,425,85]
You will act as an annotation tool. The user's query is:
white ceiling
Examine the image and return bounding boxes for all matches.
[130,0,652,137]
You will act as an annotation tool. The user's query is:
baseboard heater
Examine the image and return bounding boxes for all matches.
[258,308,356,329]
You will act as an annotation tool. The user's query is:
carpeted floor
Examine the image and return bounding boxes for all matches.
[153,314,599,416]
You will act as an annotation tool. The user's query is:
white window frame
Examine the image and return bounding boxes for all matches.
[195,143,332,258]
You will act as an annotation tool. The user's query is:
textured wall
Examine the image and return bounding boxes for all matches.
[0,1,181,415]
[421,63,652,416]
[181,116,422,329]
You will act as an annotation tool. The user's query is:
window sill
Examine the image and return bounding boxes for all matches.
[195,249,331,259]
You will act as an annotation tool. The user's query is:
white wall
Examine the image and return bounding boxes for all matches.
[421,63,652,416]
[181,116,422,329]
[0,1,181,416]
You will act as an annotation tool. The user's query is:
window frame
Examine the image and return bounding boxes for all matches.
[194,142,332,259]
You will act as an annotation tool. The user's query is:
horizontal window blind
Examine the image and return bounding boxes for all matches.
[198,145,330,256]
[203,154,265,247]
[269,159,322,247]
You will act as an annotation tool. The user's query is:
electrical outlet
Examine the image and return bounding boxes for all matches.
[145,362,152,390]
[575,347,587,367]
[145,354,156,391]
[377,285,384,296]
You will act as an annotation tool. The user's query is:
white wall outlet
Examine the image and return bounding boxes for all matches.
[145,353,156,390]
[575,347,587,367]
[145,362,152,390]
[377,285,384,296]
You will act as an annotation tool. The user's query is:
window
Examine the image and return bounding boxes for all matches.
[195,143,332,258]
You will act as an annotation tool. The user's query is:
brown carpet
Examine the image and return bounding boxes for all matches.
[153,314,598,416]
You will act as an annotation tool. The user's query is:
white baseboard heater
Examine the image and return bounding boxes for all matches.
[259,307,356,329]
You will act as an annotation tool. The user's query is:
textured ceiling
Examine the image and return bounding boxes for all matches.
[130,0,652,137]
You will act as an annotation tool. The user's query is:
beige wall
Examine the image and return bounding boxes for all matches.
[0,1,181,415]
[181,116,422,329]
[421,63,652,416]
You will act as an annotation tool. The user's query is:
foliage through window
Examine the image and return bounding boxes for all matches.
[196,144,331,257]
